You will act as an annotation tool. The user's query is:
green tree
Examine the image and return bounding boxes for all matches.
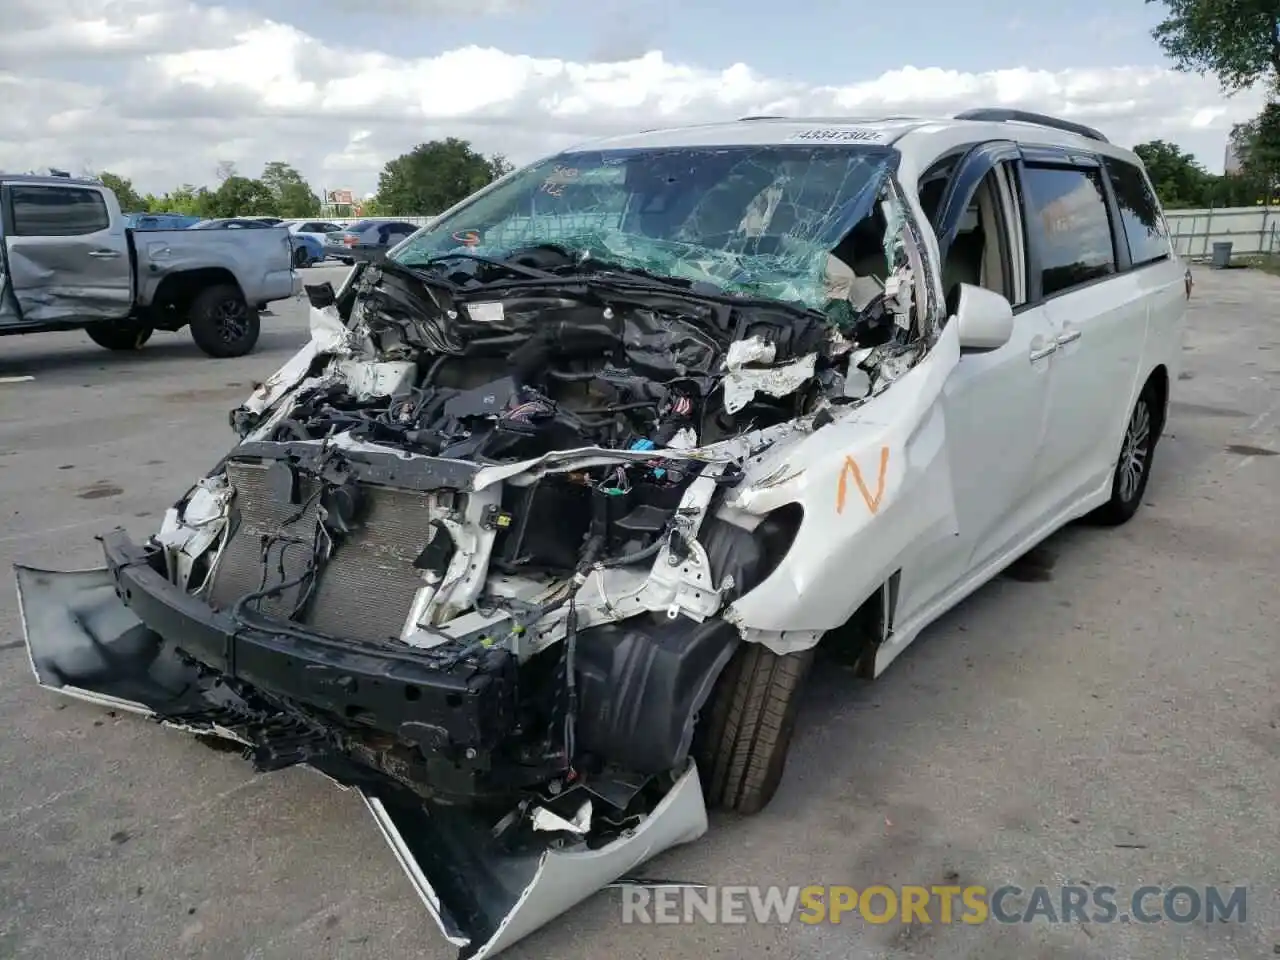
[1232,102,1280,191]
[206,176,278,218]
[160,184,215,217]
[98,172,145,212]
[374,138,510,215]
[1148,0,1280,93]
[260,161,321,217]
[1132,140,1212,206]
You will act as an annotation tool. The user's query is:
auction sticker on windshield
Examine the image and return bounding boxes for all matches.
[787,128,888,143]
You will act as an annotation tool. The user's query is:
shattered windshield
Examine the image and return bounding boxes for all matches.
[390,144,895,309]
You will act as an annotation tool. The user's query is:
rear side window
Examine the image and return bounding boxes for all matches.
[1020,166,1116,297]
[10,186,110,237]
[1103,158,1170,267]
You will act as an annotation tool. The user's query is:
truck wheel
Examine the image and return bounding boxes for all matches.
[695,642,815,815]
[340,257,354,266]
[292,246,310,268]
[188,285,261,359]
[85,322,153,351]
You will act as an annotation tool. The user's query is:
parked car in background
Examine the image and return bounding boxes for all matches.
[0,174,299,357]
[188,218,274,230]
[289,231,325,268]
[323,219,420,265]
[125,212,203,230]
[284,219,345,245]
[283,219,346,263]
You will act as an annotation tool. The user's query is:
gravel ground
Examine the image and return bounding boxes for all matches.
[0,263,1276,960]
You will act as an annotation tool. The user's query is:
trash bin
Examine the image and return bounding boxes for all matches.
[1211,241,1233,269]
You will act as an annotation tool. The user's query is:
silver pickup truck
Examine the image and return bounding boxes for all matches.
[0,174,301,358]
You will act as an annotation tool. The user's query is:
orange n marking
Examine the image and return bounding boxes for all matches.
[835,446,890,516]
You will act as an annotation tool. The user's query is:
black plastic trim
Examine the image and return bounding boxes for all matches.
[954,108,1109,144]
[99,529,517,751]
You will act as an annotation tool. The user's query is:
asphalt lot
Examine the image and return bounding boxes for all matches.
[1,262,1277,960]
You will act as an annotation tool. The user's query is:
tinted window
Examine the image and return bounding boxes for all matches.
[11,186,110,236]
[1021,166,1116,296]
[347,220,378,232]
[1104,158,1169,267]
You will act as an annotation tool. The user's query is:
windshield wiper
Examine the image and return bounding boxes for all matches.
[407,252,560,281]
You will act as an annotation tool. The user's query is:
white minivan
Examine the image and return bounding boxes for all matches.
[17,108,1190,959]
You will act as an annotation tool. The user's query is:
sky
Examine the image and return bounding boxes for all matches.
[0,0,1270,198]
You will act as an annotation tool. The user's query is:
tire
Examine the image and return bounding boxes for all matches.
[1089,379,1158,526]
[340,257,354,266]
[292,246,310,268]
[85,322,152,351]
[187,284,261,359]
[694,642,815,815]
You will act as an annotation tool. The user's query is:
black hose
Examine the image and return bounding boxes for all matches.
[596,532,668,568]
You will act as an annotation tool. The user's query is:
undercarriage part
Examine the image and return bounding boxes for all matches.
[573,616,739,777]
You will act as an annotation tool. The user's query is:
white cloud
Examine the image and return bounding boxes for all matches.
[0,0,1266,200]
[0,0,249,61]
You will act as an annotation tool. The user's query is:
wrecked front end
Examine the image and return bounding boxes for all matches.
[15,158,944,957]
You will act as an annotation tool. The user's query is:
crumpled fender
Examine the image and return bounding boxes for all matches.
[13,562,709,960]
[240,304,352,418]
[720,320,963,654]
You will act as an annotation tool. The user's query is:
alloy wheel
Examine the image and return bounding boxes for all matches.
[215,299,249,344]
[1118,398,1151,503]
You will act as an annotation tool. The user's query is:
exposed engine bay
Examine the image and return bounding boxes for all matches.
[16,168,942,958]
[200,219,934,793]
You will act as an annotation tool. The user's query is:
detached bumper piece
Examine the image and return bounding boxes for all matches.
[13,533,709,958]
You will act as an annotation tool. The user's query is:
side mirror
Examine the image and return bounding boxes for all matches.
[953,283,1014,352]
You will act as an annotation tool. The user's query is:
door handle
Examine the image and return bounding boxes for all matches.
[1029,341,1058,362]
[88,249,121,259]
[1056,329,1082,345]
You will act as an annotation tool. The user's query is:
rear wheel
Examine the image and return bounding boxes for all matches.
[187,284,261,358]
[1089,379,1158,525]
[292,246,310,268]
[85,322,152,351]
[695,642,815,815]
[340,257,354,266]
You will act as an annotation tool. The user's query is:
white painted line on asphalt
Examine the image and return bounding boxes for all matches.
[0,375,35,384]
[1246,396,1279,433]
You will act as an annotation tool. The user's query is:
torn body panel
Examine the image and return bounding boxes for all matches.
[721,318,962,654]
[15,562,707,960]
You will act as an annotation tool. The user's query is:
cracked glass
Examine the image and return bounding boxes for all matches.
[392,145,894,311]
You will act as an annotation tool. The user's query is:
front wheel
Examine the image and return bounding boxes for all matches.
[1089,379,1158,526]
[187,285,261,358]
[694,642,815,815]
[85,322,153,351]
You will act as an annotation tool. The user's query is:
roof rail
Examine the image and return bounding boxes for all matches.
[952,108,1109,144]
